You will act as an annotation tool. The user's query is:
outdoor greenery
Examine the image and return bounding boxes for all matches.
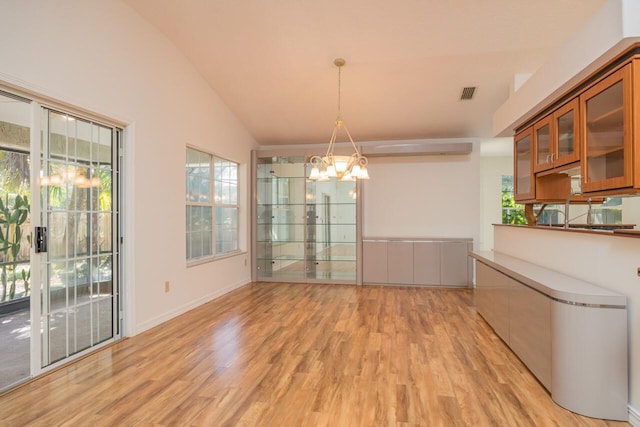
[501,176,526,224]
[0,150,32,302]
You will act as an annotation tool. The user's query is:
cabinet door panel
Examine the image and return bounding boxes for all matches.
[441,241,469,286]
[554,98,580,167]
[387,241,414,284]
[514,127,535,201]
[509,284,551,389]
[363,241,388,283]
[413,242,441,285]
[533,115,553,173]
[581,64,633,192]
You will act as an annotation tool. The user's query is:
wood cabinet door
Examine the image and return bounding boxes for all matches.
[514,127,535,201]
[553,97,580,168]
[580,64,633,193]
[533,114,554,173]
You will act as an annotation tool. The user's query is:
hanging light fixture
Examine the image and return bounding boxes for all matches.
[308,58,369,181]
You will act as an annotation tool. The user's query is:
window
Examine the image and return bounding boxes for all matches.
[501,175,526,224]
[186,148,239,261]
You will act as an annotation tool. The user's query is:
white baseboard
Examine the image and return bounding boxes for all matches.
[135,279,250,334]
[629,405,640,427]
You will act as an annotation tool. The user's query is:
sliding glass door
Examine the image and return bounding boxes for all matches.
[0,89,122,392]
[0,91,32,390]
[40,108,120,367]
[254,155,357,283]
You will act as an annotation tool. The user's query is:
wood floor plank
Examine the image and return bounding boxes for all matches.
[0,283,630,426]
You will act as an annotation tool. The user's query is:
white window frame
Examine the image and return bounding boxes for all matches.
[186,147,240,263]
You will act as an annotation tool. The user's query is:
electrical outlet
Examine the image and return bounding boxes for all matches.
[165,281,170,293]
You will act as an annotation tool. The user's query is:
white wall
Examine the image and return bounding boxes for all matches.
[362,142,481,246]
[493,225,640,417]
[494,0,640,136]
[0,0,258,334]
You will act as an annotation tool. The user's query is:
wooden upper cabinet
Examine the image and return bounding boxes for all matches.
[514,127,535,202]
[580,64,633,193]
[634,58,640,190]
[533,98,580,173]
[514,47,640,201]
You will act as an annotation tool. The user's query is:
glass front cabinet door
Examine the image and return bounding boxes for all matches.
[580,64,633,193]
[553,97,580,168]
[514,127,535,201]
[533,114,553,173]
[533,98,580,173]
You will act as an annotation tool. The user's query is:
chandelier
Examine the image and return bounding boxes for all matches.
[308,58,369,181]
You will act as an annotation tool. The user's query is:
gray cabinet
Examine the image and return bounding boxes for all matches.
[362,241,388,283]
[441,241,471,286]
[387,241,414,284]
[472,251,627,421]
[363,238,472,287]
[413,242,441,285]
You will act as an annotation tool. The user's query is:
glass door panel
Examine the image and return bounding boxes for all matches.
[254,155,357,283]
[40,109,118,367]
[514,128,534,201]
[581,64,632,192]
[554,98,579,166]
[0,91,32,391]
[256,157,307,281]
[533,115,552,172]
[305,179,356,281]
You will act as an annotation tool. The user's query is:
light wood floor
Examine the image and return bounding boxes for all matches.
[0,283,630,426]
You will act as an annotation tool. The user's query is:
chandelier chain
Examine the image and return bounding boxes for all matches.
[337,65,341,116]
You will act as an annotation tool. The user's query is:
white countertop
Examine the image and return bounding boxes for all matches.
[469,250,626,307]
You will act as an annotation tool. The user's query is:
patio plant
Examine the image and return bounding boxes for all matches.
[0,193,30,301]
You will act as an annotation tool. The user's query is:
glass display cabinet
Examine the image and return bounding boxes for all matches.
[254,155,357,283]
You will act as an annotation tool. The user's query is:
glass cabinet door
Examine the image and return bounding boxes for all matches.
[581,64,633,193]
[533,115,553,173]
[514,127,535,201]
[553,97,580,167]
[305,179,356,281]
[254,155,357,283]
[256,157,307,281]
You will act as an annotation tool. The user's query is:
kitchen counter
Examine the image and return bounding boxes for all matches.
[494,223,639,238]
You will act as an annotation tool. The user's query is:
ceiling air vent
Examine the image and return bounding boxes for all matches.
[460,86,477,101]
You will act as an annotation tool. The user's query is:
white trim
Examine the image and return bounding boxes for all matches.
[186,250,246,268]
[122,123,136,338]
[0,71,131,128]
[29,100,42,377]
[629,405,640,426]
[134,279,250,335]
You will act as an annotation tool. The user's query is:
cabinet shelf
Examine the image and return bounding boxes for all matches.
[586,146,624,159]
[587,105,623,125]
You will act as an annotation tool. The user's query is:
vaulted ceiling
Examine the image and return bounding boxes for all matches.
[125,0,606,145]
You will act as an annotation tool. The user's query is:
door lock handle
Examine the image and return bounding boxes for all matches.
[35,226,48,253]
